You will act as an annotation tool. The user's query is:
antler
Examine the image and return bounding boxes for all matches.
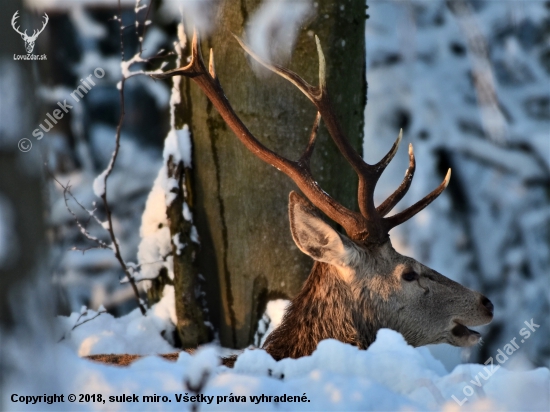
[28,13,49,41]
[11,11,26,37]
[11,11,48,40]
[152,32,367,239]
[153,31,450,243]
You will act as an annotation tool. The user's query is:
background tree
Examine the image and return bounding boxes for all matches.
[0,0,54,391]
[177,0,367,348]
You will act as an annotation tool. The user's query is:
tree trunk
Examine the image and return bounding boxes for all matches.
[0,0,47,330]
[184,1,366,348]
[166,156,210,347]
[0,0,52,389]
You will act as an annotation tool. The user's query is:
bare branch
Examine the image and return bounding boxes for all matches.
[72,309,107,331]
[60,183,111,250]
[90,0,149,315]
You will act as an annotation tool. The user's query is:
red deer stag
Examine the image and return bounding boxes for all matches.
[153,31,494,360]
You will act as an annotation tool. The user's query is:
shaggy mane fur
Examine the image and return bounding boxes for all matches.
[262,261,359,360]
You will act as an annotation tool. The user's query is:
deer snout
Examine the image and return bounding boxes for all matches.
[480,295,494,316]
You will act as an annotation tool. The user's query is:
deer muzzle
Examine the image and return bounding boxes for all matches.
[450,294,494,346]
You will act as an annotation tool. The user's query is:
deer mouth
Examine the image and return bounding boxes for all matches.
[450,322,481,346]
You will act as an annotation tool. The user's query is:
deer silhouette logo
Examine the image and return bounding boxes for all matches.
[11,11,49,54]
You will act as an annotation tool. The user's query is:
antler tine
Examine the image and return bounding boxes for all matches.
[154,30,452,243]
[208,48,216,79]
[151,29,205,80]
[299,112,321,167]
[40,13,49,31]
[154,29,366,237]
[383,169,451,230]
[11,11,25,36]
[377,142,416,217]
[375,129,403,173]
[235,34,379,222]
[355,129,404,219]
[232,34,318,99]
[28,13,49,40]
[314,36,327,92]
[234,35,366,171]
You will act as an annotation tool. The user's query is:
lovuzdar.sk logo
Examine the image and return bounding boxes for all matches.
[11,10,48,61]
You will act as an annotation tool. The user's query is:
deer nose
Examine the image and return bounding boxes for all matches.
[481,296,493,315]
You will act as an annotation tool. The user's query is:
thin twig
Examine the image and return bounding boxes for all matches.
[185,370,210,412]
[72,310,107,330]
[61,183,111,250]
[119,251,173,283]
[58,309,108,342]
[138,0,154,56]
[94,0,147,315]
[51,173,105,227]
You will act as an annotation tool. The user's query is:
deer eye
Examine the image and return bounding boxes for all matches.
[402,271,419,282]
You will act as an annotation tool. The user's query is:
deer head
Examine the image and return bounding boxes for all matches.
[11,11,49,54]
[153,31,494,360]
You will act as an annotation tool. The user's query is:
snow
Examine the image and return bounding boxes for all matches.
[136,168,172,284]
[135,22,194,286]
[136,125,194,283]
[255,299,289,347]
[5,1,548,411]
[92,166,108,197]
[364,0,550,370]
[161,127,192,172]
[447,136,546,181]
[172,233,186,255]
[177,125,192,168]
[163,28,192,171]
[69,7,107,40]
[190,225,199,244]
[161,0,219,34]
[246,0,313,68]
[58,286,177,356]
[182,202,192,222]
[4,308,550,411]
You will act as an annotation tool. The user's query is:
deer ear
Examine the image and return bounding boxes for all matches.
[288,191,349,265]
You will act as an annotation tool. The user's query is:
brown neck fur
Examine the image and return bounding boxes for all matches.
[262,261,359,360]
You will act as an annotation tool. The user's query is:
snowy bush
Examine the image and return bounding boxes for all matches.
[365,0,550,368]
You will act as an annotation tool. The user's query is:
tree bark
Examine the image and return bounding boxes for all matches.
[185,0,366,348]
[166,156,210,347]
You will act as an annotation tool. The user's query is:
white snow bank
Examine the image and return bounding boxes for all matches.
[33,296,549,411]
[5,326,549,411]
[57,286,177,356]
[255,299,289,347]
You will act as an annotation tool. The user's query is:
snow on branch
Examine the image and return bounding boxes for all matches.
[448,0,509,144]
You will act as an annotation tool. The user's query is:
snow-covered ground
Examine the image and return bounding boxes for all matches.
[3,295,549,411]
